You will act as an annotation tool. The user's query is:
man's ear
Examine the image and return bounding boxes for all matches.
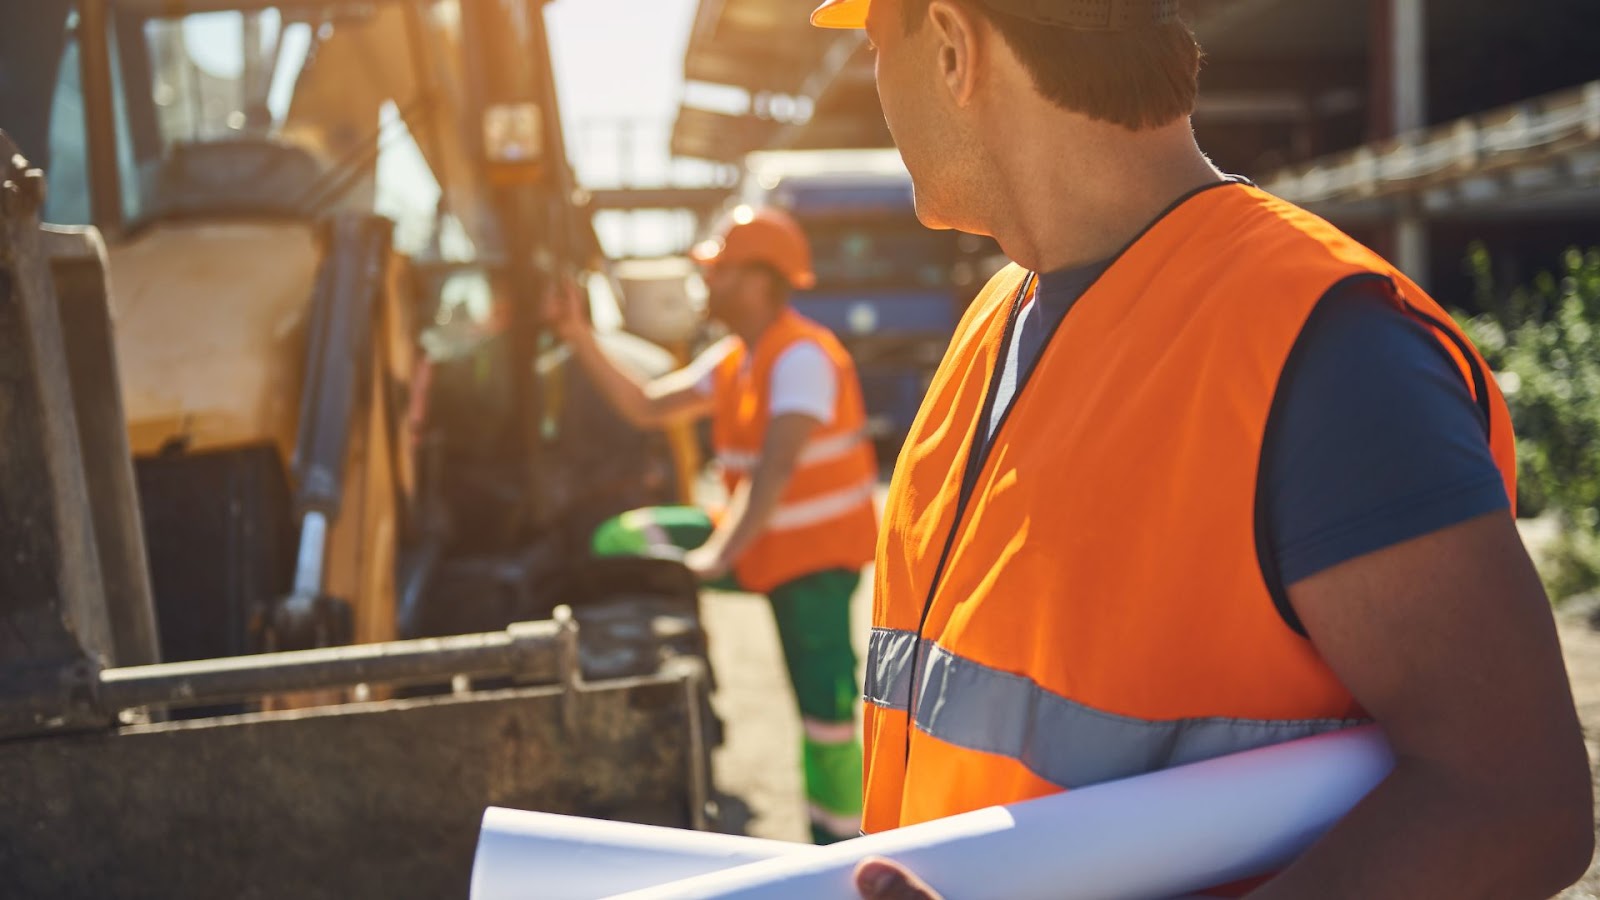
[926,0,984,106]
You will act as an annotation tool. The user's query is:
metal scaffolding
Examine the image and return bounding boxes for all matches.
[1262,81,1600,219]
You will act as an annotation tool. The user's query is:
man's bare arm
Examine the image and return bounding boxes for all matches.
[544,280,713,429]
[855,512,1593,900]
[565,332,714,429]
[1250,511,1593,899]
[688,412,820,578]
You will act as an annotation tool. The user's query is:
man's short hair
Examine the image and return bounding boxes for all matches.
[902,0,1201,131]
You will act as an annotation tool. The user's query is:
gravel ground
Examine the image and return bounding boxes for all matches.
[699,511,1600,894]
[695,476,876,843]
[700,573,873,843]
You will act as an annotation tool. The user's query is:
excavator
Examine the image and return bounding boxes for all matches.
[0,1,718,896]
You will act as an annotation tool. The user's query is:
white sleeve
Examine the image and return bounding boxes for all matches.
[665,335,739,397]
[768,340,838,426]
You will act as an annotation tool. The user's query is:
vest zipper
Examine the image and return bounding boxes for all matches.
[902,273,1035,762]
[895,178,1247,773]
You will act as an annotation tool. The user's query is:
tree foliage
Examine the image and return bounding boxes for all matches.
[1456,245,1600,599]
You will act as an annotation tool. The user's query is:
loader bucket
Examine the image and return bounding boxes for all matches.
[0,661,712,900]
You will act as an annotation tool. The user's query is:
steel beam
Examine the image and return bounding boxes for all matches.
[108,0,403,12]
[587,187,732,213]
[0,136,117,740]
[0,662,708,900]
[77,0,123,233]
[1389,0,1429,283]
[97,615,578,712]
[1391,0,1426,135]
[41,225,162,668]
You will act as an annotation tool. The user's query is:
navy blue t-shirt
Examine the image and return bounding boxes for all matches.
[984,262,1510,632]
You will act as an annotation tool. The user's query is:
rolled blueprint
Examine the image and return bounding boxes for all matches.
[470,808,804,900]
[607,725,1394,900]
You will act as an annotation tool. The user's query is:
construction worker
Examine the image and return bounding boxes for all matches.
[543,206,878,844]
[802,0,1595,897]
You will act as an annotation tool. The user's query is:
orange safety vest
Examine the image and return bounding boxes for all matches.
[865,183,1517,838]
[711,307,879,593]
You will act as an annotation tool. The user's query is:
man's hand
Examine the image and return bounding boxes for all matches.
[854,858,943,900]
[686,413,823,585]
[684,542,732,583]
[542,277,590,345]
[538,279,713,429]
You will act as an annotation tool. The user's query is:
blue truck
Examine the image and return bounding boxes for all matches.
[744,151,1006,459]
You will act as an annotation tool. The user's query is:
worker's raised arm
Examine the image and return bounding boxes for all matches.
[543,279,714,430]
[1249,511,1593,900]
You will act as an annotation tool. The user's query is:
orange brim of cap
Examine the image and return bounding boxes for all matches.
[810,0,869,28]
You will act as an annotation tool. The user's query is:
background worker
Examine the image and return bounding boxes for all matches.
[801,0,1596,897]
[543,206,879,844]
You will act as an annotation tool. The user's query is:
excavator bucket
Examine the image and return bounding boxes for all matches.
[0,661,710,899]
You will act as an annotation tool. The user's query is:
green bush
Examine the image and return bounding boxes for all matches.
[1455,245,1600,599]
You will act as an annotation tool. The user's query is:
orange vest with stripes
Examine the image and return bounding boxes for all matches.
[712,308,879,593]
[864,183,1517,837]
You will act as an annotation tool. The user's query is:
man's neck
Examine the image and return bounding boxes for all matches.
[981,116,1223,273]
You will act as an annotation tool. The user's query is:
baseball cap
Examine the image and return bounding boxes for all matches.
[690,206,817,290]
[811,0,1180,30]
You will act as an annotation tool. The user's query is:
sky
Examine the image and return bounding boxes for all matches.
[546,0,709,257]
[547,0,701,189]
[546,0,697,145]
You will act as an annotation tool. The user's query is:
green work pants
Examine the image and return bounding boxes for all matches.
[592,506,864,843]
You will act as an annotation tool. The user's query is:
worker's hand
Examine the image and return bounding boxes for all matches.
[542,277,590,345]
[855,857,943,900]
[683,543,732,583]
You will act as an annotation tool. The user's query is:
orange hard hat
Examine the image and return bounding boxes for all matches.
[810,0,868,28]
[812,0,1181,29]
[690,205,816,290]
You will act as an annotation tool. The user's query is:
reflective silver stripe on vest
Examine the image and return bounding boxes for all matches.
[718,428,868,475]
[797,428,869,467]
[716,448,760,473]
[863,627,925,711]
[913,644,1368,789]
[767,477,876,532]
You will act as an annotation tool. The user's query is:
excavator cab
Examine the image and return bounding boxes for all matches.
[2,0,707,681]
[0,1,719,894]
[5,0,448,666]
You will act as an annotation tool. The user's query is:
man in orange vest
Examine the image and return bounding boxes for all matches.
[804,0,1594,897]
[545,206,879,844]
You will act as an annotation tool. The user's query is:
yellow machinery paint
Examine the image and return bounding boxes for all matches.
[107,221,418,654]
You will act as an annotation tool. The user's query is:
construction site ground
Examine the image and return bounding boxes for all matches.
[697,495,1600,893]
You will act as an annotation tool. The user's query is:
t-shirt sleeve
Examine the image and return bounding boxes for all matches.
[674,335,738,397]
[768,340,838,425]
[1262,278,1510,623]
